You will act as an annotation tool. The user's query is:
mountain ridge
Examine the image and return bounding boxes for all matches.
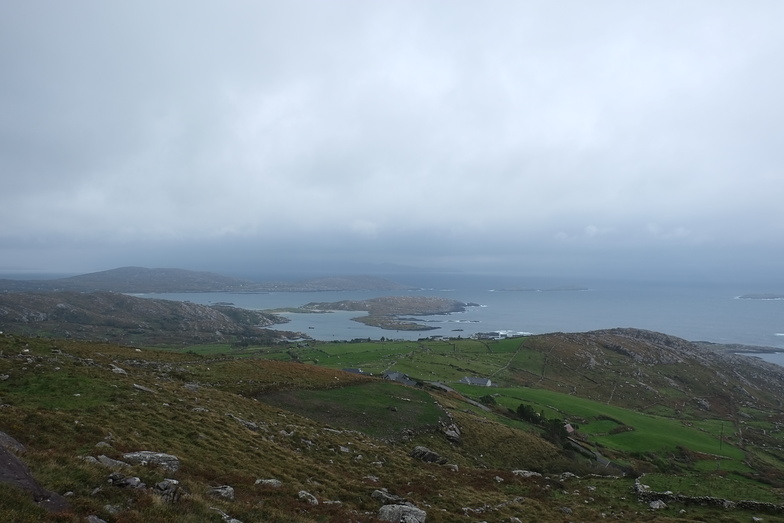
[0,267,415,293]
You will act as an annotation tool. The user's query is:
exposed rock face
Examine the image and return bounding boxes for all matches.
[378,503,427,522]
[122,451,180,472]
[0,430,26,453]
[0,436,69,512]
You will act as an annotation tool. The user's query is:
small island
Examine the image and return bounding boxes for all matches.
[299,296,471,331]
[737,294,784,300]
[493,285,589,292]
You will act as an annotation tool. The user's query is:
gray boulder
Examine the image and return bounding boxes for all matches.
[255,478,282,488]
[441,423,461,443]
[207,485,235,500]
[97,455,130,470]
[153,479,184,503]
[378,503,427,522]
[107,472,145,489]
[409,445,446,464]
[298,490,319,505]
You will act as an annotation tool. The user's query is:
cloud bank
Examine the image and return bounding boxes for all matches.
[1,1,782,280]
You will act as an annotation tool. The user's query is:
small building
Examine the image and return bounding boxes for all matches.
[459,376,492,387]
[382,371,418,387]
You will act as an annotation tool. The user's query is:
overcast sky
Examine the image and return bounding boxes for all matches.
[1,1,782,281]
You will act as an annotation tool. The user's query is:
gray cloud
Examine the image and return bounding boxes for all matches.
[1,1,783,280]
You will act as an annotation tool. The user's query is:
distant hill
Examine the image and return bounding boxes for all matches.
[256,274,416,292]
[0,267,415,293]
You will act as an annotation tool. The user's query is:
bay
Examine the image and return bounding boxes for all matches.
[140,274,784,350]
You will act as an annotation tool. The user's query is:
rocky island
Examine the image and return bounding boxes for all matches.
[300,295,473,331]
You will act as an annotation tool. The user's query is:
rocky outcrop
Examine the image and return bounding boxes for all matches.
[409,445,447,464]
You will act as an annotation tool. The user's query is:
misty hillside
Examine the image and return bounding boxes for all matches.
[0,291,296,346]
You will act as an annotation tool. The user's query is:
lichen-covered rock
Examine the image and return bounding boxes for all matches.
[122,451,180,472]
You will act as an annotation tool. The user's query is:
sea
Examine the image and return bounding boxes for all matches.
[138,273,784,364]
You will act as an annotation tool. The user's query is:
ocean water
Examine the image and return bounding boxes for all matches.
[142,274,784,350]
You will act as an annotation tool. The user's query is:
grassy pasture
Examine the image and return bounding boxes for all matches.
[300,338,524,383]
[258,380,446,440]
[457,384,745,461]
[642,472,782,503]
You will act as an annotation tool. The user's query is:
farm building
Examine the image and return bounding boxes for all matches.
[459,376,493,387]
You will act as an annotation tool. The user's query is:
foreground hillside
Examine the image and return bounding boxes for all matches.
[1,330,783,522]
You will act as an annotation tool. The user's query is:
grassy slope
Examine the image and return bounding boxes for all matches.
[1,333,783,522]
[262,335,784,487]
